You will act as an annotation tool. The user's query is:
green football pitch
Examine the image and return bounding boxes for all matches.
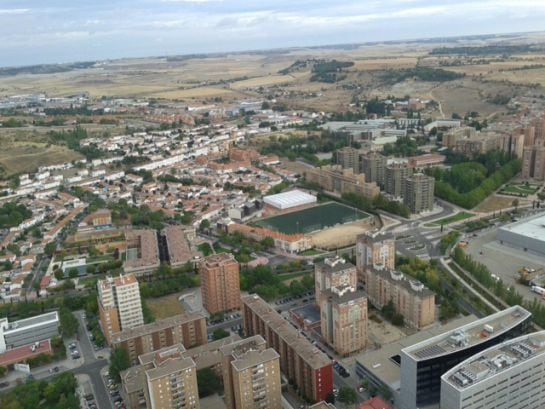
[255,202,370,235]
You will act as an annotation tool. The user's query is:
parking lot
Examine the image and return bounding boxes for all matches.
[464,227,545,304]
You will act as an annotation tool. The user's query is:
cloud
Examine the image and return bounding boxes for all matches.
[0,8,29,15]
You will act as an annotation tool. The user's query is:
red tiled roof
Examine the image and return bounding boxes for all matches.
[0,339,52,366]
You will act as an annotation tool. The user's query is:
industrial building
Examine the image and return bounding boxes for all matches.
[441,331,545,409]
[399,305,531,409]
[0,311,59,353]
[498,213,545,257]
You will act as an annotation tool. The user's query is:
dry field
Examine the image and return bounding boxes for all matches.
[310,217,378,249]
[473,195,531,213]
[146,293,185,320]
[0,140,81,176]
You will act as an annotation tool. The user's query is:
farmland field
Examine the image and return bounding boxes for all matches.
[254,202,370,235]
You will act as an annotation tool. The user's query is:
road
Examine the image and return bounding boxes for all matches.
[72,311,113,409]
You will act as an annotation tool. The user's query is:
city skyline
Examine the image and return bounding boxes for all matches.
[1,0,545,67]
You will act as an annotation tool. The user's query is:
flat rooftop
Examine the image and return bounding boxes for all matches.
[124,229,160,270]
[402,306,530,362]
[231,348,280,372]
[317,257,356,274]
[291,304,321,324]
[5,311,58,332]
[443,331,545,390]
[371,268,435,299]
[499,214,545,243]
[263,189,316,210]
[356,315,477,387]
[242,294,332,370]
[111,312,205,343]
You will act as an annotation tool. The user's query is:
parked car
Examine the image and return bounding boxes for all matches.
[0,381,9,388]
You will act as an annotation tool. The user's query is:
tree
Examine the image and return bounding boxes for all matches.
[212,328,230,340]
[512,198,519,210]
[44,242,57,257]
[59,307,79,338]
[199,219,210,231]
[197,368,223,398]
[109,348,130,383]
[337,387,358,407]
[68,268,79,279]
[260,236,275,249]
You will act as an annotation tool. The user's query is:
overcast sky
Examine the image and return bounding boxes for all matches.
[1,0,545,67]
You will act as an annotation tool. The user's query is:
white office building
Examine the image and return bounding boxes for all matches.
[0,311,59,353]
[441,331,545,409]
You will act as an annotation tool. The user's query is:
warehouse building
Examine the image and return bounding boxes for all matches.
[0,311,59,353]
[498,213,545,257]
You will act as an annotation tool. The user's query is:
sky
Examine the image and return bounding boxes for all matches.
[1,0,545,67]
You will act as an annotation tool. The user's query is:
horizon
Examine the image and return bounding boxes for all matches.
[1,0,545,68]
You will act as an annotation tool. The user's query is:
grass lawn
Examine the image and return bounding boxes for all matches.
[428,212,474,226]
[146,293,185,320]
[255,202,370,235]
[298,248,324,256]
[499,183,540,196]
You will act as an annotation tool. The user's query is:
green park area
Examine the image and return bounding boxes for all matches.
[428,212,474,227]
[254,202,370,235]
[499,183,540,197]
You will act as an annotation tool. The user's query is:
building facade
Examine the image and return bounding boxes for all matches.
[441,331,545,409]
[221,335,282,409]
[360,152,386,187]
[242,294,334,403]
[320,285,368,356]
[399,306,532,409]
[98,274,144,345]
[336,147,362,173]
[314,257,358,305]
[403,173,435,213]
[355,232,396,283]
[365,268,435,329]
[385,163,413,198]
[112,312,208,364]
[199,253,241,314]
[304,165,380,199]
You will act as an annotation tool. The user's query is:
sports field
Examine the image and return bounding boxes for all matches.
[255,202,370,235]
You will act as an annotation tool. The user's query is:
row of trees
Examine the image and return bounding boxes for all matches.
[240,265,314,301]
[341,192,411,218]
[432,158,521,209]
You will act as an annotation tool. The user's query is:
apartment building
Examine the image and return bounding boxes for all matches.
[336,146,363,173]
[304,165,380,199]
[98,274,144,345]
[385,163,413,198]
[441,331,545,409]
[314,257,358,305]
[221,335,282,409]
[360,151,387,187]
[320,285,368,356]
[161,225,193,268]
[199,253,241,314]
[365,268,435,329]
[403,173,435,213]
[407,154,445,169]
[124,230,161,276]
[111,312,208,364]
[522,139,545,180]
[355,231,396,283]
[241,294,334,402]
[122,345,200,409]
